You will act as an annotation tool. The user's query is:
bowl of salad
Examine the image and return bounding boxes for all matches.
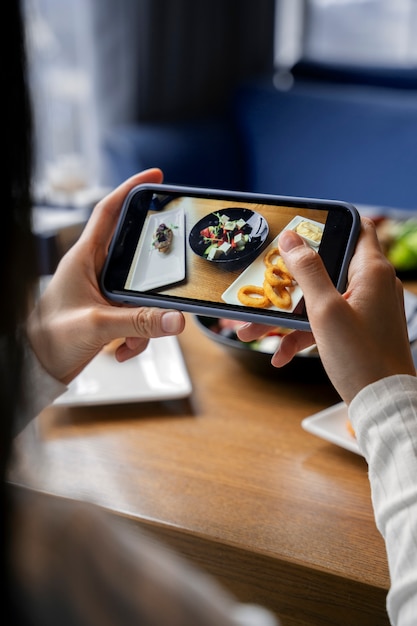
[193,315,329,381]
[188,208,269,269]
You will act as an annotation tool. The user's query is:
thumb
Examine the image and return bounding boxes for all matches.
[278,229,337,306]
[99,307,186,343]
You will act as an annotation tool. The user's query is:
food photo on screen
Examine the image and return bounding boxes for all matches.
[123,194,328,316]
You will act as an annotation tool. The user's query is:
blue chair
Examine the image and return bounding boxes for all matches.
[233,66,417,211]
[103,63,417,212]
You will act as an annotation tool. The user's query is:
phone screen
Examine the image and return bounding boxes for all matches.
[101,185,360,329]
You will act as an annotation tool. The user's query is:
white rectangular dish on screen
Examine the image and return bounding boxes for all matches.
[221,234,304,312]
[126,206,185,291]
[301,402,361,455]
[221,215,323,312]
[53,335,192,407]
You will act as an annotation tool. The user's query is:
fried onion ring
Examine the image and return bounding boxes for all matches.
[264,265,293,288]
[275,256,292,279]
[237,285,270,308]
[263,247,281,268]
[263,279,292,309]
[237,247,295,310]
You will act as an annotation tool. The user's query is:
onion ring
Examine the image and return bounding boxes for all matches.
[264,265,293,288]
[263,247,281,268]
[238,247,295,310]
[275,256,293,280]
[263,279,292,309]
[237,285,270,308]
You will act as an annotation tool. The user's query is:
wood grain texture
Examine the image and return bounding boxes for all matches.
[11,279,416,626]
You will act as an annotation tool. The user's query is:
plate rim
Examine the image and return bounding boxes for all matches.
[126,206,186,291]
[188,207,269,263]
[53,335,192,407]
[301,401,362,455]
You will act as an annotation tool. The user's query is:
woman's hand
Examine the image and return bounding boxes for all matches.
[27,169,185,385]
[238,218,415,404]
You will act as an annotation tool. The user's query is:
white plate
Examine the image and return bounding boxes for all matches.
[301,291,417,456]
[301,402,361,455]
[53,336,192,407]
[221,215,324,312]
[126,207,186,291]
[221,236,303,312]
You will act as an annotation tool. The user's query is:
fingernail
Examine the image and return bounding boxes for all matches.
[162,311,182,333]
[278,230,303,252]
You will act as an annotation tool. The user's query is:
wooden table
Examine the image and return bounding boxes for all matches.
[10,280,417,626]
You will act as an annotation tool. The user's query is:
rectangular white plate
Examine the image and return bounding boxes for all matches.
[126,206,185,291]
[301,402,361,455]
[222,215,324,312]
[302,291,417,456]
[53,335,192,407]
[221,236,302,312]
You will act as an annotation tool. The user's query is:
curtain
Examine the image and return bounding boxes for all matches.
[134,0,275,121]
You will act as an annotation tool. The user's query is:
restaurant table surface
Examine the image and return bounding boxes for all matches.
[10,280,417,626]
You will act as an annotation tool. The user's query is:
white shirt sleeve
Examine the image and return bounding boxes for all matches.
[349,375,417,626]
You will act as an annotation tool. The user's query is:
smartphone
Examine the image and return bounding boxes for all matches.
[100,184,360,330]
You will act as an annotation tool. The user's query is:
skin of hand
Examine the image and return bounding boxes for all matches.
[237,217,416,405]
[27,168,185,385]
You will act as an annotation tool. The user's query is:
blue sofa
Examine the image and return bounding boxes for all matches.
[103,67,417,212]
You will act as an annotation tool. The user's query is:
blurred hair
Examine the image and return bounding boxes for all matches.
[1,0,37,621]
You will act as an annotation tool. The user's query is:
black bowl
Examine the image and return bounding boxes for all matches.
[194,315,330,381]
[189,208,269,270]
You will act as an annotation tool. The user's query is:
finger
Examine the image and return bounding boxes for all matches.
[278,229,336,304]
[345,217,383,286]
[278,218,378,300]
[92,306,185,347]
[271,330,315,367]
[82,168,164,248]
[237,322,273,342]
[114,337,150,362]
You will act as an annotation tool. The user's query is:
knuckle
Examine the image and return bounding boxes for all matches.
[85,307,105,330]
[131,308,160,336]
[370,252,397,286]
[361,216,375,230]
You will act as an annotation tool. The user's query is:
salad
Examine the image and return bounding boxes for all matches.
[200,212,252,260]
[375,217,417,273]
[213,318,290,353]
